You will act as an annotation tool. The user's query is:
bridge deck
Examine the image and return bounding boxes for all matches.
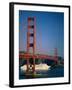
[19,53,58,62]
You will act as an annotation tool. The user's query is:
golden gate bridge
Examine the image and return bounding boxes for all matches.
[19,17,58,74]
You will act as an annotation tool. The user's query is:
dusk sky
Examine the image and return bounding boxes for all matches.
[19,10,64,58]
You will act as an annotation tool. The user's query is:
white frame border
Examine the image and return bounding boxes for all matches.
[13,4,70,86]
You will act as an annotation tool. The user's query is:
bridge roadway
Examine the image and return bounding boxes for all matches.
[19,53,58,62]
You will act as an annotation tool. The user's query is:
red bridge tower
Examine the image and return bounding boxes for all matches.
[27,17,36,73]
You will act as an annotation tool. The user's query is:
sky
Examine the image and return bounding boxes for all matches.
[19,10,64,58]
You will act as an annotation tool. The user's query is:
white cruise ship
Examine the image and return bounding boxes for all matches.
[21,63,51,71]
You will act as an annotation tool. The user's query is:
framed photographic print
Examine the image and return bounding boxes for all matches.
[9,2,70,87]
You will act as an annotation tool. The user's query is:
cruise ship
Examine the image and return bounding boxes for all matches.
[21,63,51,71]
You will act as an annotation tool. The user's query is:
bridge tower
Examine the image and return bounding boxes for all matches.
[27,17,36,73]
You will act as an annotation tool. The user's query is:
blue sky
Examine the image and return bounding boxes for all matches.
[19,10,64,58]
